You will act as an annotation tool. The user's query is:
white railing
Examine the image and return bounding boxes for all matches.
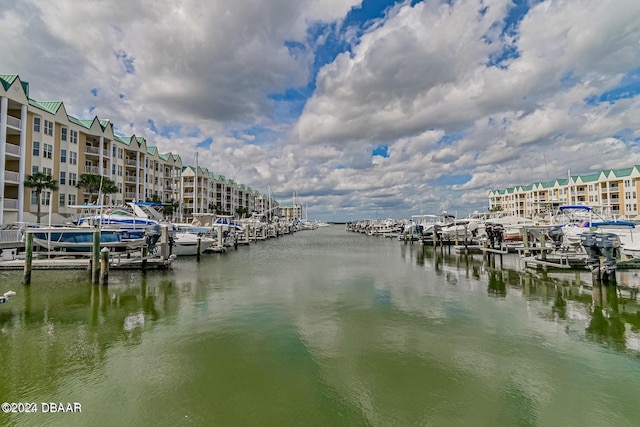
[84,166,100,174]
[4,170,19,183]
[85,146,100,155]
[6,115,21,129]
[126,159,137,167]
[3,198,18,210]
[124,192,136,199]
[125,176,137,183]
[0,229,22,243]
[5,143,20,156]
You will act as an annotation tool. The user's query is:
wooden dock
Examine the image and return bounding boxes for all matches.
[0,252,174,271]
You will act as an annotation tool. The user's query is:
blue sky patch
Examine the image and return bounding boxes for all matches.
[437,132,464,146]
[148,119,158,133]
[597,67,640,104]
[196,137,213,149]
[114,50,135,74]
[372,145,389,157]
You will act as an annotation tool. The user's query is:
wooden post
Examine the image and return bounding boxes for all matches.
[99,247,110,285]
[92,230,100,284]
[21,232,33,285]
[217,225,224,248]
[540,233,547,261]
[142,245,148,271]
[196,237,201,261]
[160,225,169,260]
[245,224,250,243]
[522,227,529,257]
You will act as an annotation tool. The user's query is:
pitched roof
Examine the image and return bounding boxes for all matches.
[0,74,18,91]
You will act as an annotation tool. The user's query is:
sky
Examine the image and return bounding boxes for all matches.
[2,0,640,221]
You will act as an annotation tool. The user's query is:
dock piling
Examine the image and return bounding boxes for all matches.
[92,230,100,284]
[99,247,110,285]
[21,232,33,285]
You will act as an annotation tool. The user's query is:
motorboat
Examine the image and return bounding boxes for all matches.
[171,224,217,256]
[29,226,150,252]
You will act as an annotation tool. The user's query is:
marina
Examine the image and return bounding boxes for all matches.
[2,227,640,426]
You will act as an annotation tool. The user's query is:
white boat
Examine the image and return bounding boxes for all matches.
[171,224,217,256]
[29,226,149,252]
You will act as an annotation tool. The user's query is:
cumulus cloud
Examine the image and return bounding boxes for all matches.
[3,0,640,220]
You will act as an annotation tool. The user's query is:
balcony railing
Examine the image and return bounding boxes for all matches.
[125,159,137,167]
[4,170,20,183]
[84,166,100,174]
[85,146,100,155]
[124,192,136,199]
[125,176,137,183]
[3,198,18,210]
[5,143,20,156]
[6,115,21,129]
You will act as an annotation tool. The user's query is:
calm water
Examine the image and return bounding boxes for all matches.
[1,227,640,426]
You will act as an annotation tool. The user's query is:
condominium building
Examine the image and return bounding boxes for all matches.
[488,167,640,219]
[0,74,278,226]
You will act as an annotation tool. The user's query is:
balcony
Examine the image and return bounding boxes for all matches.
[84,166,100,174]
[84,146,100,156]
[124,192,136,199]
[3,198,18,210]
[4,170,19,183]
[6,115,21,130]
[5,143,20,157]
[125,159,137,167]
[125,176,137,184]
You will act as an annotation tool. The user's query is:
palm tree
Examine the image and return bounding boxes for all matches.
[77,174,118,204]
[24,172,59,224]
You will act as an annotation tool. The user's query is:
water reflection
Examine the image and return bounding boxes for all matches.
[587,283,626,351]
[415,244,640,356]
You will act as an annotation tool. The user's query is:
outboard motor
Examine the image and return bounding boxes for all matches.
[485,223,494,247]
[485,223,504,249]
[580,231,600,272]
[492,224,504,248]
[596,233,620,275]
[547,225,564,250]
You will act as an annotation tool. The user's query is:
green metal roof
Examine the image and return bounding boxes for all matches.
[0,75,18,91]
[578,172,600,183]
[612,167,634,177]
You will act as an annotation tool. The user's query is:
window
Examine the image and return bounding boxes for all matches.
[44,120,53,136]
[117,165,123,176]
[42,167,52,176]
[112,146,116,157]
[69,173,77,186]
[32,166,39,175]
[68,194,76,205]
[117,183,122,193]
[60,172,66,185]
[118,148,123,159]
[33,141,40,156]
[59,193,66,207]
[30,191,38,205]
[112,165,116,175]
[60,149,67,163]
[70,130,78,144]
[42,191,51,206]
[61,127,67,141]
[33,117,41,133]
[43,143,53,159]
[70,151,77,165]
